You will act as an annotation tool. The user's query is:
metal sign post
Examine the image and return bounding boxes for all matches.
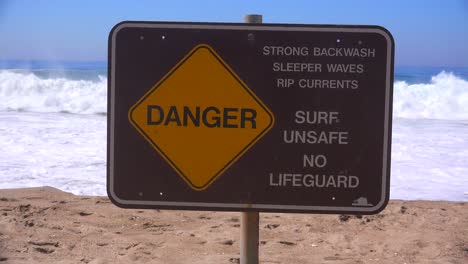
[240,14,261,264]
[241,211,259,264]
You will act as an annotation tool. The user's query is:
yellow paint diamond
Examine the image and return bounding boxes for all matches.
[129,44,274,191]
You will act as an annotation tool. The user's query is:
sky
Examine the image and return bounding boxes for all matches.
[0,0,467,66]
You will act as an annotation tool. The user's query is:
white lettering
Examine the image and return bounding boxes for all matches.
[273,62,322,72]
[303,154,327,168]
[313,47,376,58]
[298,79,358,89]
[263,46,309,56]
[283,130,349,144]
[269,173,360,188]
[295,111,339,125]
[326,64,364,74]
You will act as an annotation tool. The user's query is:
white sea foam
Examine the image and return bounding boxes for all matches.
[393,71,468,120]
[0,70,107,115]
[1,69,468,200]
[0,112,106,196]
[0,111,466,201]
[1,70,468,120]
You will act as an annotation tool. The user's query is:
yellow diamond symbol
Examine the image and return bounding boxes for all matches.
[129,44,274,191]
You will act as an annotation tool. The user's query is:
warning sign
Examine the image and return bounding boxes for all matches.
[108,21,394,214]
[129,44,274,190]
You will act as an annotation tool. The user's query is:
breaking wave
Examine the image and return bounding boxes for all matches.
[393,71,468,120]
[1,70,468,119]
[0,70,106,115]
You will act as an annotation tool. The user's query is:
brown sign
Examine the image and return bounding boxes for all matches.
[108,22,394,214]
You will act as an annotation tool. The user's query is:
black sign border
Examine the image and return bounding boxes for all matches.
[108,21,394,214]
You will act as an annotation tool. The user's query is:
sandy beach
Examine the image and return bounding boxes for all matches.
[0,187,466,263]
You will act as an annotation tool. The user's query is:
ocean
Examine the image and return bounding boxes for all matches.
[0,61,467,201]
